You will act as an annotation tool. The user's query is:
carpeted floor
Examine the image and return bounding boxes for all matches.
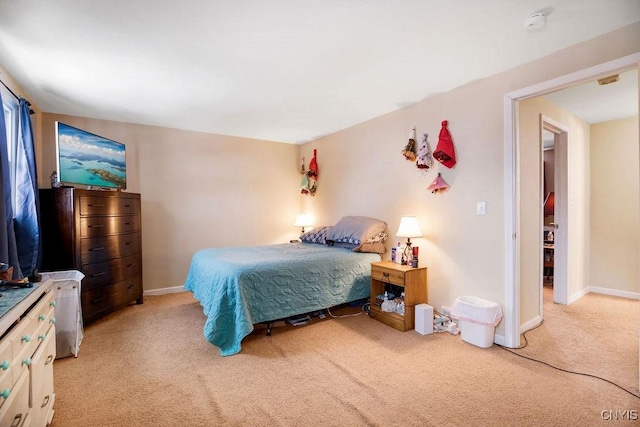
[50,289,639,426]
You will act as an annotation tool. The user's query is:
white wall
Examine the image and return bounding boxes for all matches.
[590,116,639,293]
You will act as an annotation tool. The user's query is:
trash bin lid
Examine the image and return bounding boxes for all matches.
[450,296,503,326]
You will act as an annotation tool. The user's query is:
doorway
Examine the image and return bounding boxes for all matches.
[540,117,568,310]
[503,52,640,349]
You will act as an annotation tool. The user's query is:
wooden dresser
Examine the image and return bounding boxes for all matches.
[0,280,56,426]
[39,188,143,324]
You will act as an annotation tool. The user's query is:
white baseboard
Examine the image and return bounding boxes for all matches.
[520,315,542,334]
[143,285,186,296]
[568,287,590,304]
[589,286,639,300]
[494,333,506,347]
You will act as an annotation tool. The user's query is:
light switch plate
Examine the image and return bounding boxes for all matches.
[476,201,486,215]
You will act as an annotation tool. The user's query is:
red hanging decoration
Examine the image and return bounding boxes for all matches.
[433,120,456,168]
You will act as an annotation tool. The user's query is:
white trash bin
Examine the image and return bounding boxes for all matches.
[450,296,503,348]
[41,270,84,358]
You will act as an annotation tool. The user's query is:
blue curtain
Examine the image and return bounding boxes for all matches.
[14,98,40,278]
[0,93,21,278]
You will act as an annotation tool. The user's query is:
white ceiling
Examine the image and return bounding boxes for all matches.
[544,68,638,124]
[0,1,639,144]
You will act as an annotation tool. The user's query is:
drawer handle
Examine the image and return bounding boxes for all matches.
[127,284,135,290]
[50,300,57,307]
[90,272,106,277]
[41,394,50,408]
[21,335,30,343]
[89,246,105,252]
[50,317,56,325]
[38,314,46,321]
[382,272,390,282]
[127,263,136,268]
[125,241,133,245]
[88,224,105,228]
[125,222,131,225]
[124,204,131,208]
[0,389,9,399]
[45,355,54,366]
[22,357,31,366]
[38,334,46,341]
[0,360,9,370]
[92,297,107,304]
[87,204,104,207]
[10,413,23,427]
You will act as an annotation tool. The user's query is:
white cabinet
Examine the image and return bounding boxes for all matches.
[0,281,56,427]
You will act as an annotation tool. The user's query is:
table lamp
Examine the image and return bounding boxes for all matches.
[396,215,422,264]
[294,213,313,235]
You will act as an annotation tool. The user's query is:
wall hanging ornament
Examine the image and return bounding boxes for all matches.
[300,173,310,194]
[301,149,318,196]
[427,173,450,193]
[308,149,318,180]
[433,120,457,168]
[416,133,433,171]
[300,156,305,174]
[402,127,417,161]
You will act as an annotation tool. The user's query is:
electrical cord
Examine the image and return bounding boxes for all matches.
[326,303,368,318]
[498,320,640,399]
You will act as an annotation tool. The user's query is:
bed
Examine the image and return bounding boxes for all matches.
[184,216,387,356]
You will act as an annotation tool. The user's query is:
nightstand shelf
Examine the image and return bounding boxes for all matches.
[369,261,427,331]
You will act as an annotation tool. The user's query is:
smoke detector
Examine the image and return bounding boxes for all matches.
[525,12,546,30]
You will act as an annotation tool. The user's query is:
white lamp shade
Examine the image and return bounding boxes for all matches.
[294,213,313,228]
[396,215,422,238]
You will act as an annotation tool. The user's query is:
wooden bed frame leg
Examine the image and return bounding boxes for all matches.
[265,322,272,336]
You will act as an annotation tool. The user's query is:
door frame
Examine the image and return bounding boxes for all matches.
[503,52,640,348]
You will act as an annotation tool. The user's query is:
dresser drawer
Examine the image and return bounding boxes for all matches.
[80,232,140,264]
[82,255,141,290]
[371,265,406,287]
[79,195,140,216]
[80,215,140,238]
[30,327,56,427]
[81,278,142,320]
[31,294,56,349]
[10,318,35,373]
[0,367,29,426]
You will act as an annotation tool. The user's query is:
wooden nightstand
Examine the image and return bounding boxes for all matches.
[369,261,427,331]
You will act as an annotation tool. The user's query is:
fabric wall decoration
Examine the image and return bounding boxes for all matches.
[300,149,318,196]
[416,133,433,171]
[427,173,450,193]
[433,120,456,168]
[402,127,417,161]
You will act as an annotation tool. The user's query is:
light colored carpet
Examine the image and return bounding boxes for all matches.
[50,289,639,426]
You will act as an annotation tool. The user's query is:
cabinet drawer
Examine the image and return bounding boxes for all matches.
[81,278,142,320]
[81,232,140,264]
[30,327,56,427]
[371,266,405,287]
[10,318,35,372]
[79,195,140,216]
[0,367,29,426]
[80,215,140,237]
[81,255,141,290]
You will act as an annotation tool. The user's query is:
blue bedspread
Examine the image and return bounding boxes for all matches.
[184,243,380,356]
